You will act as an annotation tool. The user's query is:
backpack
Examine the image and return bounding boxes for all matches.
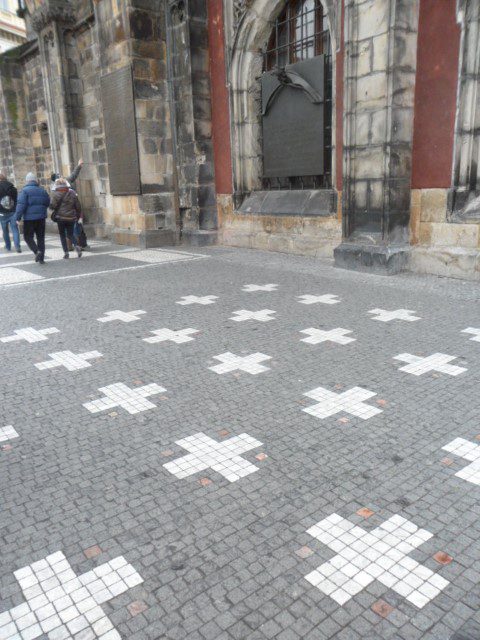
[0,195,15,212]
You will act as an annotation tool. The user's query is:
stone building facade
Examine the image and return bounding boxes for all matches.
[0,0,479,279]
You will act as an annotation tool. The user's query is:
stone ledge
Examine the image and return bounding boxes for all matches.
[409,246,480,282]
[238,189,337,217]
[334,243,410,275]
[181,230,218,247]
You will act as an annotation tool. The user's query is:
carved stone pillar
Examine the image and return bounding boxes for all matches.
[334,0,420,274]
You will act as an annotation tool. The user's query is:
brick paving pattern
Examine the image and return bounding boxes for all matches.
[1,241,480,639]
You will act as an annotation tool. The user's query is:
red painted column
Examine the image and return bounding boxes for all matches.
[335,0,344,192]
[207,0,233,195]
[411,0,460,188]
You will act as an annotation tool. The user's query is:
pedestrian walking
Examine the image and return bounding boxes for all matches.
[50,159,88,250]
[50,178,83,259]
[15,173,50,264]
[0,172,20,253]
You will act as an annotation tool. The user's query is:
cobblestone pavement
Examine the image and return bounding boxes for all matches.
[1,239,480,640]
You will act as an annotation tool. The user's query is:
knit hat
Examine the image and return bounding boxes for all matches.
[26,172,37,183]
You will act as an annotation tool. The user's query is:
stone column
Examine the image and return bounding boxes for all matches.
[334,0,420,273]
[449,0,480,219]
[165,0,217,245]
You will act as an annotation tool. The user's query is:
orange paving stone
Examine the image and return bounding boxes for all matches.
[434,551,453,565]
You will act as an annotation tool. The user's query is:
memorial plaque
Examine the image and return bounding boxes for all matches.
[101,66,141,195]
[261,56,325,179]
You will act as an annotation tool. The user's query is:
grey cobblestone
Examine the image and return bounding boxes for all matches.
[0,242,480,639]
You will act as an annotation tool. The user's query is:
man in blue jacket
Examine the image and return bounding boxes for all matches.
[15,173,50,264]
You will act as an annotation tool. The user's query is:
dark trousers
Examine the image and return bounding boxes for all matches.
[23,219,46,257]
[57,220,77,253]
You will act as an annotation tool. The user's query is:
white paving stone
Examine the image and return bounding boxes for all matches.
[176,295,218,305]
[242,284,278,292]
[300,328,356,345]
[304,513,448,607]
[97,310,146,323]
[0,267,44,285]
[298,294,340,305]
[0,425,19,443]
[164,432,263,482]
[368,308,421,322]
[112,249,201,264]
[35,351,103,372]
[83,382,166,415]
[0,327,60,344]
[143,328,199,344]
[462,327,480,342]
[230,309,276,323]
[303,386,382,420]
[442,438,480,485]
[209,352,272,375]
[0,551,143,639]
[394,353,467,376]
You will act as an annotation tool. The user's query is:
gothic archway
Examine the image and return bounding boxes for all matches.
[226,0,338,204]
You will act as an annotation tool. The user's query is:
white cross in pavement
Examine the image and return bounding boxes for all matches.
[300,328,356,345]
[97,310,146,323]
[462,327,480,343]
[230,309,276,323]
[176,295,218,305]
[209,352,272,375]
[394,353,467,376]
[35,351,103,372]
[83,382,166,415]
[304,513,448,608]
[0,551,143,640]
[242,284,278,292]
[442,438,480,486]
[368,308,421,322]
[0,425,18,443]
[303,386,382,420]
[0,327,60,344]
[143,328,199,344]
[163,432,263,482]
[298,294,340,305]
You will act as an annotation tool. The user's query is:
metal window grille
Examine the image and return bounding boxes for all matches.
[263,0,332,190]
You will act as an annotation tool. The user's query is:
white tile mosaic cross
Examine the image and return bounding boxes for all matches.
[209,352,272,375]
[97,310,146,323]
[303,386,382,420]
[394,353,467,376]
[35,351,103,372]
[462,327,480,342]
[242,284,278,292]
[300,328,356,345]
[0,425,19,443]
[442,438,480,485]
[83,382,166,415]
[304,513,448,608]
[230,309,276,323]
[143,328,199,344]
[0,327,60,344]
[368,308,421,322]
[163,432,263,482]
[0,551,143,639]
[176,295,218,306]
[298,294,340,305]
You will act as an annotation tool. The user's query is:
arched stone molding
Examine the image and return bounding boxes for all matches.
[450,0,480,218]
[225,0,339,202]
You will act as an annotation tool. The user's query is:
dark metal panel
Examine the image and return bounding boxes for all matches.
[262,56,325,179]
[101,66,141,196]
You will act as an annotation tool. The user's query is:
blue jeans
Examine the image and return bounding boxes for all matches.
[0,214,20,250]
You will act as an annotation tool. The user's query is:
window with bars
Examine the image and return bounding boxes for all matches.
[263,0,332,189]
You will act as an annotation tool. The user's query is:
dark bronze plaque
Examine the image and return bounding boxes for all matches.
[262,56,325,179]
[101,66,141,196]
